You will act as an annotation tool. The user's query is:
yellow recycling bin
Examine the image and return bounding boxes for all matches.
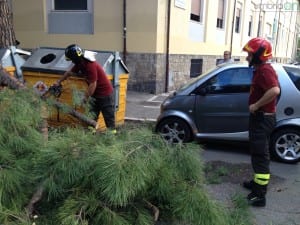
[3,66,16,77]
[21,47,129,130]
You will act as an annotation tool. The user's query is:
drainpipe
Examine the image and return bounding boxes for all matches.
[292,13,299,61]
[257,0,263,37]
[230,0,237,55]
[165,0,171,93]
[123,0,127,64]
[285,10,293,61]
[274,0,282,58]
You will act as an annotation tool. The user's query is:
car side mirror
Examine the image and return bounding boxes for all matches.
[192,86,208,96]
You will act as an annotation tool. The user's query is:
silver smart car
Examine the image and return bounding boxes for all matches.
[155,62,300,163]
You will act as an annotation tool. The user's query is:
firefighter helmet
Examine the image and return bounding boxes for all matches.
[242,37,272,65]
[65,44,84,63]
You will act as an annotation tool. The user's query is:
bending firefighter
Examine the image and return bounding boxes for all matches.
[55,44,116,132]
[242,38,280,207]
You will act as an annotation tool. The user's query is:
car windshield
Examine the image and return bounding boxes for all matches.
[177,67,218,91]
[283,65,300,91]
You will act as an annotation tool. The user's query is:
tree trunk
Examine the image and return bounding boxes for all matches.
[0,0,16,47]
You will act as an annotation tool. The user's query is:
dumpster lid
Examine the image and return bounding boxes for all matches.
[0,48,11,61]
[22,47,73,74]
[21,47,129,75]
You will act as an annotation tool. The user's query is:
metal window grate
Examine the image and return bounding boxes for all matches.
[190,59,203,78]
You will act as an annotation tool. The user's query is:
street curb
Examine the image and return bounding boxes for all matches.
[125,117,156,122]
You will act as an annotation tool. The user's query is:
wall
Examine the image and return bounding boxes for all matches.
[125,52,232,93]
[11,0,299,94]
[12,0,159,52]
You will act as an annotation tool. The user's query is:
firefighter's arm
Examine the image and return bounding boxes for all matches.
[249,86,280,113]
[85,81,97,99]
[56,70,76,86]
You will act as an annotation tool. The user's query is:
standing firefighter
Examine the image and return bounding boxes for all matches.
[242,38,280,207]
[55,44,116,132]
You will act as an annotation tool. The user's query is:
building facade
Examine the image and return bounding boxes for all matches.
[12,0,300,94]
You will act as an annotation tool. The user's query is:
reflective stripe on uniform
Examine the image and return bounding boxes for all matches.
[254,173,270,185]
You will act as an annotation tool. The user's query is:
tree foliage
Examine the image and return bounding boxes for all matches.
[0,88,238,225]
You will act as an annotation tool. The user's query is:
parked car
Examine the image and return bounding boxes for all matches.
[155,62,300,163]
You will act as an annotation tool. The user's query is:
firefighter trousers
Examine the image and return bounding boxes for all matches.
[249,112,276,196]
[91,94,115,129]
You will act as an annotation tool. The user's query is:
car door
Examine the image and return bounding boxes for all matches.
[193,67,253,133]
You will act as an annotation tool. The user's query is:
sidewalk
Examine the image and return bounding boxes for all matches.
[125,91,168,121]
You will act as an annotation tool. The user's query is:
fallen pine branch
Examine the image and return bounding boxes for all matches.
[0,67,97,128]
[26,184,44,218]
[144,199,160,221]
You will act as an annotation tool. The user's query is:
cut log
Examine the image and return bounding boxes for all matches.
[52,101,97,127]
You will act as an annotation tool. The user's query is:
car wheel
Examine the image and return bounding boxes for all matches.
[156,117,192,144]
[270,128,300,163]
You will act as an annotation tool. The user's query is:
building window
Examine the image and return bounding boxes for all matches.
[216,0,225,28]
[190,0,203,22]
[235,4,242,33]
[266,22,272,39]
[47,0,93,34]
[190,59,203,78]
[248,15,253,36]
[54,0,87,10]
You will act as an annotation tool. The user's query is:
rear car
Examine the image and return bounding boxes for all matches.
[155,62,300,163]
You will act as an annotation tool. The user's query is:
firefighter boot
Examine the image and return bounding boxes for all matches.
[243,180,254,191]
[247,182,267,207]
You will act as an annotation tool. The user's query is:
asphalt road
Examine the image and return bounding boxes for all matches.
[125,91,165,122]
[125,91,300,225]
[202,142,300,225]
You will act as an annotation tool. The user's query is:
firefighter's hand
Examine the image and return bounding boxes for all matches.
[81,95,88,105]
[53,80,61,87]
[249,103,259,114]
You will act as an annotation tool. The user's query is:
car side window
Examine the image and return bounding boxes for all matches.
[283,66,300,91]
[202,68,253,94]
